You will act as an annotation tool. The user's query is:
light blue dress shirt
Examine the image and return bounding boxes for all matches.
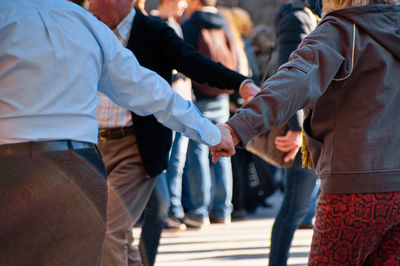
[0,0,221,146]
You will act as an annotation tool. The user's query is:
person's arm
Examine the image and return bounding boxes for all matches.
[148,17,259,101]
[225,21,346,146]
[276,6,313,130]
[97,24,221,146]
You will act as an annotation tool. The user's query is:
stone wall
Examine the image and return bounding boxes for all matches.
[144,0,290,27]
[217,0,289,27]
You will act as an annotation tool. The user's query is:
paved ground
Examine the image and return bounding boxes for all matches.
[133,191,314,266]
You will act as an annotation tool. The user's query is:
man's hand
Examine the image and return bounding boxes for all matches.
[210,124,239,164]
[239,81,261,103]
[274,130,302,162]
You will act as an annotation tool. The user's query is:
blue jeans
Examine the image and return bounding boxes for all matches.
[302,178,320,224]
[268,152,318,266]
[166,132,189,219]
[139,172,170,266]
[185,95,233,219]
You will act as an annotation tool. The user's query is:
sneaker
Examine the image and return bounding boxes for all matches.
[210,216,231,224]
[183,216,210,228]
[165,217,186,231]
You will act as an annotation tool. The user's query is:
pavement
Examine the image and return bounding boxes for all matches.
[133,191,314,266]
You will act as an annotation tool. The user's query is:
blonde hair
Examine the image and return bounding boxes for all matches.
[230,7,253,37]
[323,0,395,13]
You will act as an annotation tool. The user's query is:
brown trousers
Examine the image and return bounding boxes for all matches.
[98,134,157,266]
[0,147,107,266]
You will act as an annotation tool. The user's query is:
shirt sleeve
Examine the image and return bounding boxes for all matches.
[227,22,345,145]
[97,27,221,146]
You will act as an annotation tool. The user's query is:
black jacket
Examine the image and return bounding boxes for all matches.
[126,9,247,177]
[274,2,318,132]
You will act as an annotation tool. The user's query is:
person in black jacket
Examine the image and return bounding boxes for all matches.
[181,0,237,228]
[88,0,260,265]
[268,1,321,265]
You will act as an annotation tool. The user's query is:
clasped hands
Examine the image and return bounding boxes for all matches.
[210,81,260,163]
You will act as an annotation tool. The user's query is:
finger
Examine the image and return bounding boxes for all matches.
[275,144,294,152]
[274,136,289,143]
[275,139,290,146]
[212,152,222,164]
[284,148,299,162]
[226,90,235,95]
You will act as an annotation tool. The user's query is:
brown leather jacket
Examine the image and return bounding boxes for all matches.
[228,4,400,193]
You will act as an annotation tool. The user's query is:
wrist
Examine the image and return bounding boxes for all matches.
[224,124,240,146]
[239,79,253,94]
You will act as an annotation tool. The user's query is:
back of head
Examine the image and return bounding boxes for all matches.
[199,0,217,7]
[230,7,253,37]
[250,25,275,54]
[323,0,395,13]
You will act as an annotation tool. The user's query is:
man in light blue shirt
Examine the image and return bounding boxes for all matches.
[0,0,235,264]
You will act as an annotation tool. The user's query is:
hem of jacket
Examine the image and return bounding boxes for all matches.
[319,170,400,194]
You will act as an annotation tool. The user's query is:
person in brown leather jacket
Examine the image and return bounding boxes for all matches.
[212,0,400,264]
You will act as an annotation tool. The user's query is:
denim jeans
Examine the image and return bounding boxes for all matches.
[166,131,189,219]
[140,172,170,266]
[302,178,320,224]
[268,152,318,266]
[185,95,233,219]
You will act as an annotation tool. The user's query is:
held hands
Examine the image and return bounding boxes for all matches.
[239,81,261,103]
[210,124,240,164]
[274,130,302,162]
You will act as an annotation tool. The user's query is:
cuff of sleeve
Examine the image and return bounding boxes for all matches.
[226,114,255,147]
[239,79,254,90]
[202,123,221,146]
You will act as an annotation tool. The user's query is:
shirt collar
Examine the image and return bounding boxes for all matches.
[200,6,218,14]
[113,8,136,46]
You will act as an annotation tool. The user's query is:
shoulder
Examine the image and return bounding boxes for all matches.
[299,16,352,58]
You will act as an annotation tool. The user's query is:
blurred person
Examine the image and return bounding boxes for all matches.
[147,0,193,233]
[139,0,190,265]
[230,7,261,84]
[212,0,400,265]
[182,0,238,227]
[87,0,260,265]
[217,6,250,77]
[225,7,283,219]
[0,0,232,265]
[250,25,279,84]
[264,1,320,265]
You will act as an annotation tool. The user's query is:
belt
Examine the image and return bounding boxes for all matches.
[98,127,135,141]
[0,140,96,155]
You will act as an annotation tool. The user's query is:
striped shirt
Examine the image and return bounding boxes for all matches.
[96,9,136,128]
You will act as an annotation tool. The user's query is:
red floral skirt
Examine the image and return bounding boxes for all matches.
[308,192,400,265]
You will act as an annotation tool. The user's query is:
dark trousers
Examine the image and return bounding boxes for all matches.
[139,172,170,266]
[0,144,107,266]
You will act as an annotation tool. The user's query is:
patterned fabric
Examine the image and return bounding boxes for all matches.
[97,93,132,128]
[308,192,400,265]
[96,9,136,129]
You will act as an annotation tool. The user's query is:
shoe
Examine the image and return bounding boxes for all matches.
[298,222,314,229]
[231,209,248,220]
[165,217,186,231]
[183,216,209,228]
[210,216,231,224]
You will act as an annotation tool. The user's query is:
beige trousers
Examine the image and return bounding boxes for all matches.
[98,133,157,266]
